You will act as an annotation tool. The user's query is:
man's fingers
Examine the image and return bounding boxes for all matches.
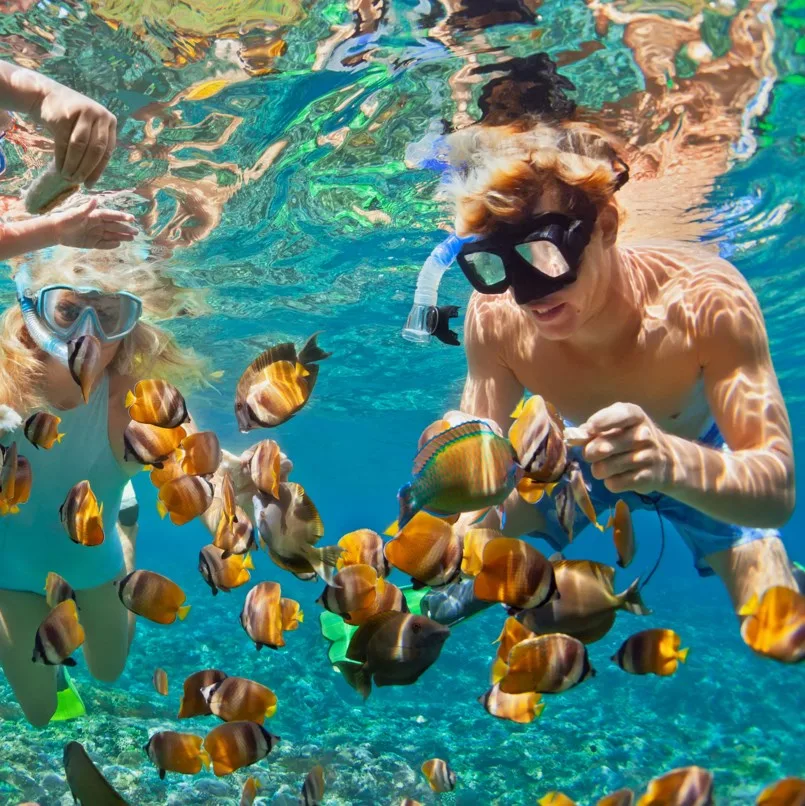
[61,115,94,179]
[102,222,138,238]
[583,402,645,436]
[583,425,652,463]
[590,448,652,481]
[85,119,115,188]
[74,118,108,185]
[95,239,123,250]
[54,134,68,175]
[98,209,136,224]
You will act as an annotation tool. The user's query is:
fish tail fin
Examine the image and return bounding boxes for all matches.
[738,593,760,617]
[199,749,211,771]
[178,605,191,621]
[295,361,310,378]
[265,702,278,719]
[298,332,332,365]
[383,519,399,537]
[677,647,689,664]
[9,505,19,515]
[605,508,614,529]
[156,500,168,519]
[124,390,136,408]
[297,608,304,624]
[334,660,371,699]
[620,578,652,616]
[534,699,546,719]
[397,483,416,530]
[243,553,255,570]
[56,432,66,443]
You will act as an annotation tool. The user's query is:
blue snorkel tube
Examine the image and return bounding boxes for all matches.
[14,267,69,366]
[402,232,477,345]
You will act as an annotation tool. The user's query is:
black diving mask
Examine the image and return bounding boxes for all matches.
[456,211,595,305]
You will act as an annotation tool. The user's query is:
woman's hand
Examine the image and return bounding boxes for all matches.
[52,199,137,249]
[581,402,674,495]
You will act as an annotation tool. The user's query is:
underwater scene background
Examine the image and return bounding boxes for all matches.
[0,0,804,803]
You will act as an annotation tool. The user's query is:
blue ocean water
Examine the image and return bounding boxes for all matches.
[0,0,804,803]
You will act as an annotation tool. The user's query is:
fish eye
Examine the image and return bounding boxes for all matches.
[412,622,421,634]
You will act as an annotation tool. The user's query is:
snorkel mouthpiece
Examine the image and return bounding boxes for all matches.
[14,268,69,366]
[402,232,476,345]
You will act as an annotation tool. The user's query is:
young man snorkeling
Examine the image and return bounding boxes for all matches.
[406,118,799,618]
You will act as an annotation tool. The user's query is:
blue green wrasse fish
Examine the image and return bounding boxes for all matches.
[397,421,520,529]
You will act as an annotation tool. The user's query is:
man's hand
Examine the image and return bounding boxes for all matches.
[52,199,137,249]
[31,83,117,187]
[581,402,674,495]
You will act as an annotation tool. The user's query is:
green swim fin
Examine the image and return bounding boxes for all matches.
[51,667,86,721]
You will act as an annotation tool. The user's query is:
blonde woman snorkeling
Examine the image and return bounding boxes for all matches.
[0,245,208,726]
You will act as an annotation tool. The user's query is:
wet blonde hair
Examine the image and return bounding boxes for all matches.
[442,120,630,236]
[0,242,209,413]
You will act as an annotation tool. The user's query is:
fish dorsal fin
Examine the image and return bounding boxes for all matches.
[236,343,298,397]
[347,610,404,662]
[412,420,497,476]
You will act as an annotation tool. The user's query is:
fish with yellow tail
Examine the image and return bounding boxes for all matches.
[32,599,85,666]
[153,668,169,696]
[45,572,76,608]
[114,570,190,625]
[612,628,688,676]
[67,334,102,404]
[519,558,650,645]
[301,764,326,805]
[157,475,214,526]
[636,766,713,806]
[597,790,635,806]
[316,564,388,625]
[125,380,189,429]
[203,721,280,776]
[539,794,577,806]
[397,420,519,529]
[337,528,388,577]
[509,395,567,483]
[607,500,636,568]
[739,586,805,664]
[201,676,278,724]
[240,581,285,650]
[280,597,304,631]
[149,453,185,489]
[479,683,544,724]
[384,511,462,588]
[756,777,805,806]
[460,527,498,578]
[421,758,456,792]
[240,776,261,806]
[498,633,595,694]
[23,412,64,450]
[60,480,105,546]
[144,731,210,779]
[235,333,331,431]
[179,431,222,476]
[0,442,32,515]
[245,439,284,499]
[124,421,186,468]
[177,669,227,719]
[199,545,254,595]
[491,616,536,684]
[63,741,129,805]
[214,506,256,558]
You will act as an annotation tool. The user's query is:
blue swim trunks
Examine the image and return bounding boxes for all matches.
[522,422,780,577]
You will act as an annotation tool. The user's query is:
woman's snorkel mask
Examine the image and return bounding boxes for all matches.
[14,267,143,365]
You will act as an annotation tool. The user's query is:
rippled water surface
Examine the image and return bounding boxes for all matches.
[0,0,803,803]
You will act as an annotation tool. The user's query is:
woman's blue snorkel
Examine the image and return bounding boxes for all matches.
[14,266,70,366]
[402,231,478,346]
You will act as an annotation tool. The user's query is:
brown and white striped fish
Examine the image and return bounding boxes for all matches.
[300,764,325,805]
[23,412,64,450]
[246,439,283,499]
[32,599,85,666]
[240,776,261,806]
[60,480,105,546]
[508,395,567,483]
[607,500,635,568]
[45,572,77,609]
[177,669,227,719]
[199,546,254,595]
[612,629,688,677]
[123,421,186,467]
[203,720,280,776]
[337,529,388,577]
[125,379,189,429]
[240,581,285,650]
[179,431,222,477]
[597,789,635,806]
[498,634,595,694]
[114,569,190,625]
[0,442,32,515]
[144,731,210,779]
[554,483,576,543]
[637,766,713,806]
[157,475,214,526]
[755,777,805,806]
[479,683,544,724]
[201,676,277,724]
[153,668,169,696]
[421,758,456,793]
[214,507,255,558]
[67,335,102,404]
[316,564,387,625]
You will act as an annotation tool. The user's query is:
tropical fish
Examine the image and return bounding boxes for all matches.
[254,483,341,582]
[235,334,331,431]
[508,395,567,483]
[337,529,388,577]
[337,611,450,698]
[515,476,553,504]
[519,558,649,645]
[203,721,281,776]
[478,683,544,724]
[241,581,285,650]
[636,766,713,806]
[123,421,186,467]
[157,475,214,526]
[178,669,227,719]
[421,758,456,793]
[23,412,64,450]
[739,586,805,664]
[384,511,462,588]
[612,629,689,676]
[240,776,261,806]
[301,765,326,806]
[567,460,601,528]
[32,599,85,666]
[280,597,304,631]
[179,431,222,477]
[539,795,577,806]
[472,536,557,610]
[317,564,388,625]
[755,778,805,806]
[125,380,189,429]
[554,483,576,543]
[491,616,536,684]
[45,572,76,609]
[144,731,210,779]
[68,335,102,404]
[401,800,423,806]
[597,790,635,806]
[460,528,498,577]
[114,570,190,625]
[153,668,169,696]
[246,439,283,498]
[201,676,278,724]
[214,507,256,558]
[0,442,32,515]
[60,480,105,546]
[397,421,519,529]
[199,545,254,595]
[63,741,129,805]
[608,500,635,568]
[149,454,185,489]
[498,634,595,694]
[220,471,239,526]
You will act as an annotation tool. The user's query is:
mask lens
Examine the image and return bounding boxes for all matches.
[514,240,571,278]
[40,287,140,340]
[463,251,507,288]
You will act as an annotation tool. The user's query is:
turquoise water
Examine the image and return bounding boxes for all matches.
[1,0,804,803]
